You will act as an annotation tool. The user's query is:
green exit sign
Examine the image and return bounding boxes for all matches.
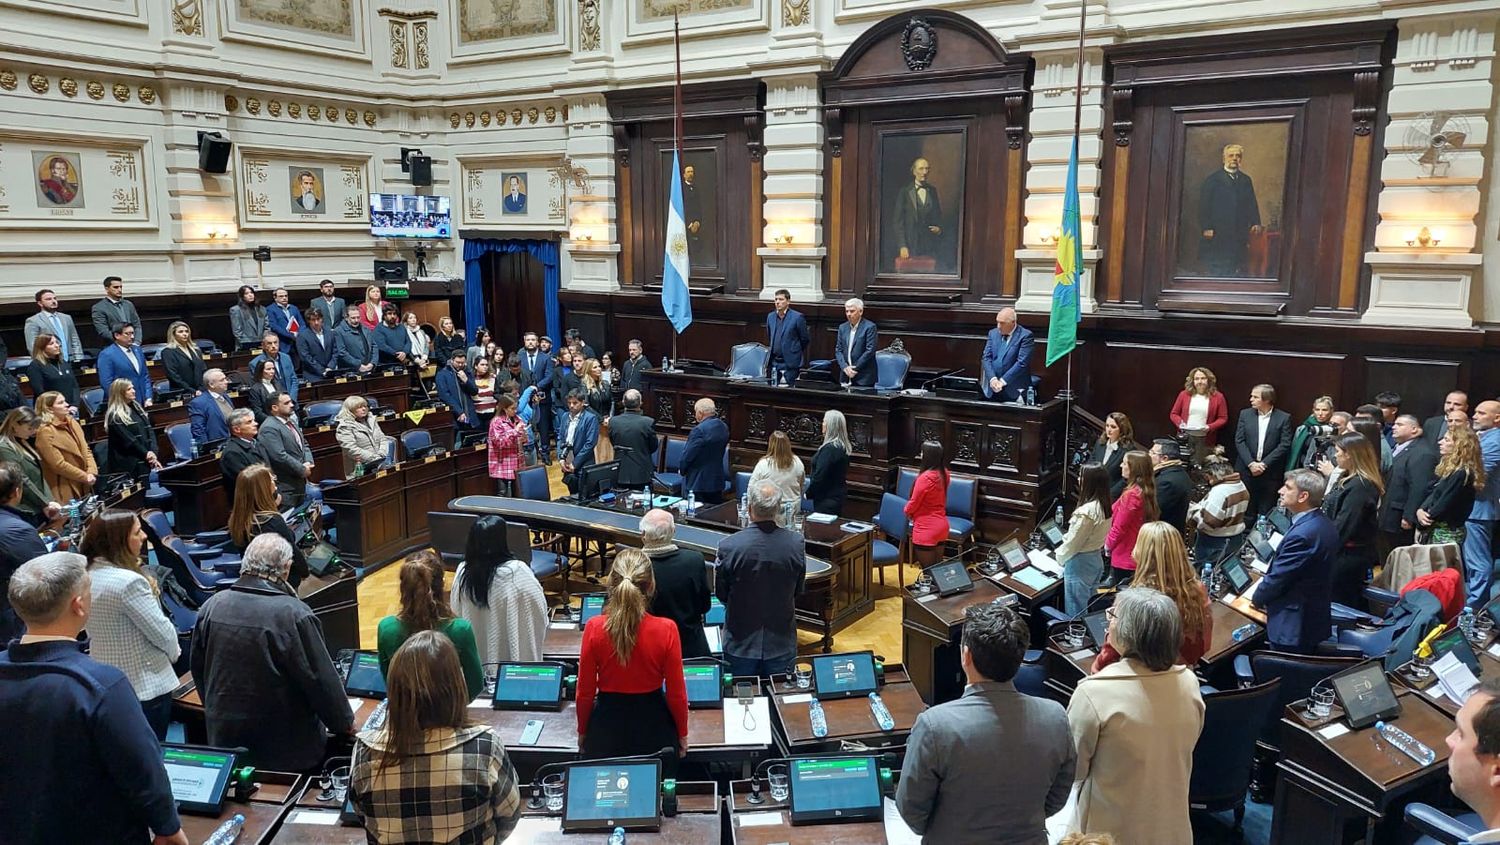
[384,283,410,299]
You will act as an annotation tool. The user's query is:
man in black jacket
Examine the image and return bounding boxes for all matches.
[609,389,658,491]
[1382,414,1439,557]
[219,409,269,495]
[1150,439,1193,533]
[0,463,49,642]
[621,339,649,393]
[1234,383,1293,520]
[640,509,711,658]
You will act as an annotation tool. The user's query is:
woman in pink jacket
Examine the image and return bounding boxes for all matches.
[1105,450,1158,586]
[904,441,951,567]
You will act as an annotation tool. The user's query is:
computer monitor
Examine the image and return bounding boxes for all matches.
[787,756,884,826]
[161,744,238,816]
[1268,508,1292,535]
[1082,610,1109,649]
[706,596,725,626]
[1330,660,1402,729]
[1037,518,1066,548]
[682,661,723,709]
[305,540,342,577]
[354,456,386,477]
[1220,556,1253,596]
[578,593,606,628]
[924,559,973,597]
[561,760,662,833]
[1247,530,1277,563]
[491,662,565,711]
[1431,626,1484,677]
[811,651,879,700]
[196,437,227,457]
[343,650,387,699]
[578,460,621,500]
[457,429,488,449]
[995,539,1028,572]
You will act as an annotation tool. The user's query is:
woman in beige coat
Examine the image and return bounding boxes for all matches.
[34,391,98,503]
[334,395,391,478]
[1067,586,1205,845]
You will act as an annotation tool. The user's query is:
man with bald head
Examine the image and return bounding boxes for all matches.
[1465,399,1500,608]
[893,156,944,267]
[681,397,729,504]
[981,307,1035,403]
[609,389,657,491]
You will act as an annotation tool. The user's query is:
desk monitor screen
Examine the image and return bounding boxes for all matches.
[355,456,386,477]
[491,662,565,711]
[1248,530,1277,563]
[682,662,723,709]
[1038,519,1066,548]
[561,761,662,832]
[578,594,606,628]
[161,744,237,816]
[1331,660,1402,730]
[788,756,884,825]
[578,460,620,500]
[706,596,725,626]
[306,540,341,577]
[1432,627,1484,677]
[1220,556,1253,596]
[1268,507,1292,535]
[995,539,1029,572]
[344,651,387,699]
[811,651,878,700]
[925,560,973,597]
[1082,610,1109,650]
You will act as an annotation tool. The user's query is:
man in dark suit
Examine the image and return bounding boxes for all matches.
[307,279,345,329]
[715,483,807,678]
[0,463,50,642]
[1252,469,1339,653]
[519,332,556,463]
[1424,390,1470,449]
[1150,439,1193,533]
[219,410,268,495]
[620,339,649,393]
[435,349,477,433]
[188,368,233,448]
[609,389,657,491]
[1233,383,1292,519]
[295,308,336,381]
[1198,143,1262,276]
[835,298,878,388]
[765,288,810,387]
[257,392,313,507]
[980,307,1034,402]
[682,397,729,505]
[1381,414,1439,556]
[96,322,153,405]
[559,390,600,495]
[891,157,943,266]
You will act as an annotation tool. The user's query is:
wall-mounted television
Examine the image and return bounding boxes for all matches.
[370,193,451,239]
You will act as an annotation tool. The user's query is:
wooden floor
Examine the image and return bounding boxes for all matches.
[356,464,921,661]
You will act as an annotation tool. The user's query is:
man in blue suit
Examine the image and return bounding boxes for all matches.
[559,389,600,495]
[1465,400,1500,608]
[765,288,810,387]
[519,332,555,463]
[980,307,1034,402]
[266,288,305,352]
[249,332,299,406]
[1252,468,1339,653]
[96,322,152,405]
[682,397,729,504]
[435,348,477,433]
[834,298,878,388]
[188,368,233,447]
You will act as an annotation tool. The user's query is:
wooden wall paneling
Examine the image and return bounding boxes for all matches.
[1364,357,1464,420]
[1338,70,1381,311]
[618,158,635,285]
[749,152,764,292]
[1100,85,1134,303]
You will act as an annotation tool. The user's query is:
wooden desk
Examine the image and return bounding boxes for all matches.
[1271,690,1455,844]
[507,786,722,844]
[769,674,925,754]
[157,454,228,535]
[1391,639,1500,718]
[901,573,1009,705]
[1200,600,1265,686]
[178,771,301,845]
[267,780,359,845]
[304,406,454,485]
[726,779,890,844]
[300,368,414,414]
[324,451,466,568]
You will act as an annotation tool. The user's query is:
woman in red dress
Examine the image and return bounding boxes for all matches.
[904,441,951,567]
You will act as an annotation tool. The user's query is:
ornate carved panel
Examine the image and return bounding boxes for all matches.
[746,405,768,441]
[848,416,872,456]
[783,412,825,448]
[952,423,981,468]
[655,392,676,427]
[989,424,1020,470]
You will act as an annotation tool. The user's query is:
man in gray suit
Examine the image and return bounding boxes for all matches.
[24,289,83,362]
[90,276,142,344]
[307,279,346,329]
[256,392,313,507]
[896,602,1075,844]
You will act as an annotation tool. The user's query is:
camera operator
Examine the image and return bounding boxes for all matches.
[1291,396,1338,470]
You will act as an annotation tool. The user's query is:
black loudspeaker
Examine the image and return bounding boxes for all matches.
[253,245,272,263]
[373,260,408,282]
[409,155,433,186]
[197,132,232,173]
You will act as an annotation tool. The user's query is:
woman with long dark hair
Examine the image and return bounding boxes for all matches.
[0,407,60,523]
[1104,450,1158,585]
[451,515,548,665]
[229,285,267,351]
[227,463,308,586]
[25,332,79,408]
[1323,433,1384,607]
[350,631,522,844]
[1058,462,1113,615]
[1090,412,1139,499]
[577,548,688,775]
[377,552,484,700]
[486,395,530,496]
[904,441,951,567]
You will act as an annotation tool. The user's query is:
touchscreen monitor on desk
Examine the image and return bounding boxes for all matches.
[1038,519,1066,548]
[682,662,723,709]
[578,594,605,628]
[1082,611,1109,651]
[344,651,387,699]
[1431,627,1484,677]
[706,596,725,626]
[1331,660,1403,730]
[788,756,884,825]
[491,662,565,711]
[1220,556,1253,596]
[925,560,973,597]
[561,761,662,832]
[995,539,1029,572]
[161,744,238,816]
[811,651,878,700]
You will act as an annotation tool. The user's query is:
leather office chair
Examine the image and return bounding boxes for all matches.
[872,492,910,587]
[895,466,918,499]
[1189,679,1282,831]
[733,471,751,501]
[4,356,30,374]
[427,511,478,566]
[654,437,688,495]
[82,387,105,416]
[517,465,552,502]
[195,338,221,356]
[728,343,770,379]
[945,474,978,550]
[1013,650,1049,698]
[1233,649,1363,801]
[141,343,167,361]
[304,400,344,426]
[874,343,912,391]
[1404,803,1484,844]
[165,423,195,462]
[399,428,433,460]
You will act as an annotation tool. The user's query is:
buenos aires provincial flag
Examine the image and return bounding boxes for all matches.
[661,150,693,333]
[1046,136,1082,367]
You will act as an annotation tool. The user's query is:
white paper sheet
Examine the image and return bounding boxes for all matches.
[469,696,491,709]
[347,697,364,714]
[1434,651,1481,704]
[1028,549,1062,575]
[548,622,574,630]
[1317,722,1351,741]
[288,810,340,826]
[1241,577,1262,604]
[1268,532,1284,550]
[737,811,784,827]
[723,696,773,745]
[1250,560,1270,574]
[780,692,813,705]
[705,626,723,653]
[883,797,922,845]
[509,816,562,836]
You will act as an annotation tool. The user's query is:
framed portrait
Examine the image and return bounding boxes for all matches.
[34,151,84,209]
[289,166,327,215]
[659,147,719,271]
[877,129,965,276]
[1174,120,1291,279]
[500,172,528,215]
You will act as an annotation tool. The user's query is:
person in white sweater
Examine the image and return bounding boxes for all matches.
[1058,463,1114,616]
[747,431,805,521]
[1191,451,1250,566]
[450,515,549,666]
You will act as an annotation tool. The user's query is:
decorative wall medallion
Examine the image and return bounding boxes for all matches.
[579,0,601,51]
[288,102,301,118]
[138,85,156,105]
[479,111,491,126]
[390,20,409,69]
[544,105,557,123]
[449,112,461,128]
[900,17,938,71]
[363,110,377,126]
[784,413,823,447]
[0,70,16,91]
[308,104,320,120]
[225,93,240,112]
[414,21,429,69]
[345,108,357,125]
[782,0,809,27]
[326,106,338,122]
[246,97,261,114]
[464,111,476,127]
[86,80,104,99]
[28,73,49,95]
[172,0,204,36]
[59,77,78,97]
[112,82,130,101]
[511,108,523,125]
[527,107,539,124]
[495,109,507,126]
[268,99,283,116]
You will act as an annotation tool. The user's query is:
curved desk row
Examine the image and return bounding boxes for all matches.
[449,495,840,651]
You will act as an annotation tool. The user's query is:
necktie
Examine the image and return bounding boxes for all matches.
[214,393,232,421]
[49,314,66,352]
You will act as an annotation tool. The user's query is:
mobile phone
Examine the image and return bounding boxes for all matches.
[735,680,756,706]
[519,719,544,746]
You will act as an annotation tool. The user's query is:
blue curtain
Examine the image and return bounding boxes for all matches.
[461,238,561,344]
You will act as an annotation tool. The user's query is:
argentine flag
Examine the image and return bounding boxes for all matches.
[661,149,693,333]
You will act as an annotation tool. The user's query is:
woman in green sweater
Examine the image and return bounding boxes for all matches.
[377,551,485,700]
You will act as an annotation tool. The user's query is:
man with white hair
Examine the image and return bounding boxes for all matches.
[191,533,354,771]
[188,367,234,447]
[681,397,729,504]
[0,552,187,845]
[835,298,878,387]
[640,508,711,658]
[715,483,808,677]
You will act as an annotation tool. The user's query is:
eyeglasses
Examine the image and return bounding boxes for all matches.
[1105,607,1118,621]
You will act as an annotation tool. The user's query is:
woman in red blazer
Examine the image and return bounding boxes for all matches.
[1170,367,1229,462]
[1104,450,1159,585]
[904,441,951,567]
[577,548,689,776]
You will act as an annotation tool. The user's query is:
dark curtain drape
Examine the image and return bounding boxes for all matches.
[461,238,560,344]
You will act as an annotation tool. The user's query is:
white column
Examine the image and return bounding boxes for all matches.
[161,80,243,292]
[561,93,620,292]
[1363,14,1494,329]
[757,74,824,301]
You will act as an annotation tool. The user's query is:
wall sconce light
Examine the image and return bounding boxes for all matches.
[771,231,795,246]
[1037,228,1058,246]
[1405,226,1442,248]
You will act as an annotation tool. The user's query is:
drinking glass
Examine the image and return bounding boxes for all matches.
[1308,684,1335,720]
[543,773,566,812]
[1061,623,1087,651]
[914,573,934,595]
[1474,615,1495,644]
[794,664,812,689]
[1410,652,1434,680]
[767,765,789,802]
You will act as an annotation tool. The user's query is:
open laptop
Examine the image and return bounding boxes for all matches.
[787,756,884,825]
[811,651,879,700]
[161,744,238,816]
[490,662,565,711]
[561,760,662,833]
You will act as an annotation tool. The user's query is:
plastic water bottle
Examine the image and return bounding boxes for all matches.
[203,814,246,845]
[738,498,749,527]
[608,827,627,845]
[1231,623,1260,642]
[869,693,895,731]
[1375,720,1436,766]
[809,699,828,738]
[1054,503,1064,527]
[1255,514,1269,538]
[660,356,669,373]
[1025,386,1036,406]
[686,492,697,517]
[1460,608,1477,641]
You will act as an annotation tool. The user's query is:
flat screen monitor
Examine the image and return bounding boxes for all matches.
[1431,627,1484,677]
[787,756,884,826]
[491,662,564,711]
[343,650,387,699]
[578,460,620,500]
[995,539,1029,572]
[306,541,341,577]
[161,744,238,816]
[561,761,662,832]
[682,662,723,709]
[1220,556,1253,596]
[369,193,452,239]
[705,596,725,626]
[1038,518,1066,548]
[578,593,605,628]
[1082,610,1109,649]
[1247,529,1277,563]
[811,651,878,700]
[1268,507,1292,535]
[925,560,973,597]
[1331,660,1402,729]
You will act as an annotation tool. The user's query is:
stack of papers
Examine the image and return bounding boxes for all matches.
[1027,549,1062,575]
[1434,651,1481,704]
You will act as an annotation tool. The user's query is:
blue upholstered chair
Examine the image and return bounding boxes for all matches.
[945,474,978,549]
[654,437,688,495]
[874,342,911,391]
[1189,679,1282,832]
[871,492,910,588]
[399,428,433,460]
[82,387,105,416]
[728,343,770,379]
[165,423,195,462]
[1404,803,1484,845]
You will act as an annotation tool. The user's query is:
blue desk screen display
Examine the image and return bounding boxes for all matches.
[162,745,236,815]
[579,594,605,627]
[706,596,725,625]
[683,664,722,705]
[492,663,563,708]
[344,652,387,698]
[562,762,660,831]
[789,757,882,824]
[812,652,877,699]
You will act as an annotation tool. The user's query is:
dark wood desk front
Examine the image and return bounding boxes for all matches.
[727,779,890,844]
[901,574,1009,705]
[324,445,488,569]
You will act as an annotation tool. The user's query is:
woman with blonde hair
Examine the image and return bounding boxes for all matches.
[1291,395,1337,470]
[34,390,96,502]
[334,394,390,477]
[749,430,805,512]
[1104,450,1158,586]
[376,551,484,700]
[227,464,308,586]
[1169,366,1228,461]
[1418,424,1485,547]
[1323,432,1384,607]
[580,358,612,418]
[358,284,386,331]
[0,407,62,524]
[103,379,159,482]
[1090,412,1139,499]
[25,331,79,407]
[432,315,466,364]
[161,320,206,394]
[80,508,180,739]
[1093,522,1212,672]
[576,548,689,775]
